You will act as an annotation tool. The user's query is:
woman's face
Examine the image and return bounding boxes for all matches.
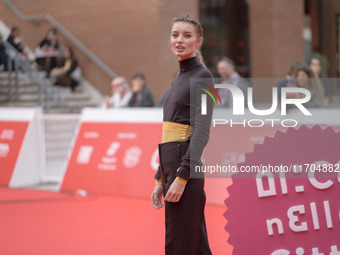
[12,29,20,37]
[112,83,123,94]
[309,58,321,75]
[170,22,202,60]
[296,70,309,89]
[47,31,57,41]
[131,78,144,92]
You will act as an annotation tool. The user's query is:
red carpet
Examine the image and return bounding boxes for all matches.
[0,187,232,255]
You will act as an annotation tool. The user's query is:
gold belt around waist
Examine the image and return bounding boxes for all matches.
[161,121,192,143]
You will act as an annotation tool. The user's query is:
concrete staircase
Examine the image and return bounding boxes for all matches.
[0,71,101,113]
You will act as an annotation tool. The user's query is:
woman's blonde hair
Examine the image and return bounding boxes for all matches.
[172,14,206,68]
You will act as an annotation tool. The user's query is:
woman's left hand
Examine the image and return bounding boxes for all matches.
[164,181,185,203]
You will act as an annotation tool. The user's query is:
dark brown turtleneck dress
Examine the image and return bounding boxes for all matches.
[155,56,214,255]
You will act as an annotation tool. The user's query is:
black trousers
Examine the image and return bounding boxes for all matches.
[158,141,212,255]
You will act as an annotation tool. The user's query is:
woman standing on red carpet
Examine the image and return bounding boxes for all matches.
[151,14,214,255]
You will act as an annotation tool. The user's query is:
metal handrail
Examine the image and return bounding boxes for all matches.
[3,0,117,79]
[4,41,73,113]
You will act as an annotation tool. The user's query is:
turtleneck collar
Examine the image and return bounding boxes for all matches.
[179,56,201,72]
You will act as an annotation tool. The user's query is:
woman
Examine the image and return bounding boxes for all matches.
[6,27,25,55]
[103,76,132,108]
[51,46,79,91]
[287,65,325,108]
[36,28,60,74]
[128,72,154,107]
[0,35,8,71]
[151,14,214,255]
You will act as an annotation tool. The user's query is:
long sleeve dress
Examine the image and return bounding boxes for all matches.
[155,56,214,255]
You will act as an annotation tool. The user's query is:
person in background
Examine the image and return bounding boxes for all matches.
[309,56,330,107]
[6,27,25,56]
[287,65,325,108]
[311,46,329,75]
[277,61,304,99]
[0,35,8,71]
[217,58,249,107]
[103,77,132,108]
[36,28,60,75]
[128,72,154,107]
[51,46,79,92]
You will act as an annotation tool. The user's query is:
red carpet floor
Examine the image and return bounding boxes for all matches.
[0,187,233,255]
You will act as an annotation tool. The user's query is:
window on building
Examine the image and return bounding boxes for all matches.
[199,0,250,77]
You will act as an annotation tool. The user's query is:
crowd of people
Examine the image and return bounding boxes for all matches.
[0,26,332,107]
[277,57,329,108]
[0,26,81,92]
[103,55,331,110]
[215,56,330,109]
[102,72,155,108]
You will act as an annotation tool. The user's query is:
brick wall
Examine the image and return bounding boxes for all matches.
[0,0,199,102]
[249,0,305,78]
[1,0,338,103]
[249,0,304,102]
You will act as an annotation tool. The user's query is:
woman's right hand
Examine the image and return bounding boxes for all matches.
[151,185,164,210]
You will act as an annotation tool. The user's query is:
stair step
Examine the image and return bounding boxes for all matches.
[53,85,85,93]
[0,86,39,94]
[48,100,99,108]
[0,67,102,113]
[0,102,40,108]
[44,108,77,114]
[0,80,33,87]
[2,89,88,102]
[0,71,46,79]
[18,94,41,102]
[0,95,8,102]
[63,92,90,101]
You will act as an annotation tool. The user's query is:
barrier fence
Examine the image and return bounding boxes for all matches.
[40,114,80,183]
[2,107,340,206]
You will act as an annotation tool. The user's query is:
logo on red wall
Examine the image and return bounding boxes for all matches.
[61,122,162,196]
[0,122,29,185]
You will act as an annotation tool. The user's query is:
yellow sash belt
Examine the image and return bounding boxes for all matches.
[161,121,192,143]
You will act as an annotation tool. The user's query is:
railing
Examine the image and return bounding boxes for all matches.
[3,0,117,79]
[4,41,72,112]
[40,114,80,183]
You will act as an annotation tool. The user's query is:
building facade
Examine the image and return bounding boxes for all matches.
[0,0,339,103]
